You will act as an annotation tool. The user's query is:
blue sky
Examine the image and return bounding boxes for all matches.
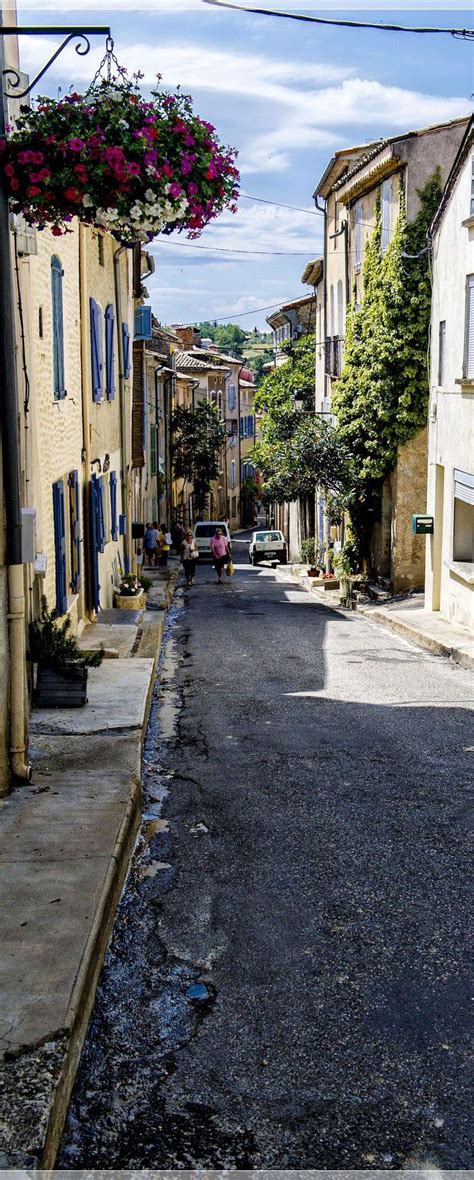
[16,1,474,329]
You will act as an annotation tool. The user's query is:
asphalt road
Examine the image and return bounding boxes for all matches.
[60,532,473,1169]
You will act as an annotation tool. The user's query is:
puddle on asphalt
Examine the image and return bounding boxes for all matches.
[158,636,181,741]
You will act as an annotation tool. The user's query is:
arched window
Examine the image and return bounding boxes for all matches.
[51,256,65,399]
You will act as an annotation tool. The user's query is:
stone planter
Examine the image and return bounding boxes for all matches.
[114,591,147,611]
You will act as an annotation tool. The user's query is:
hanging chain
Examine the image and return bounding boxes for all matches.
[86,35,124,92]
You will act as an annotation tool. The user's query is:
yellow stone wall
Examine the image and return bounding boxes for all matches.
[390,428,428,592]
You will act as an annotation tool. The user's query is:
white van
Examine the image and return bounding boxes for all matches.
[193,521,231,559]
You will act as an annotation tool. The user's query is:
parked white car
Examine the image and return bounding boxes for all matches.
[249,529,287,565]
[193,521,232,559]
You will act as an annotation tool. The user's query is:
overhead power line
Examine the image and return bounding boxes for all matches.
[241,193,322,216]
[203,0,474,39]
[156,238,310,256]
[203,298,307,321]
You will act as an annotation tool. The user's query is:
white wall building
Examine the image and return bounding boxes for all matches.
[425,117,474,631]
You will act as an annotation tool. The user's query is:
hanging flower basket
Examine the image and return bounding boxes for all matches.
[0,72,239,242]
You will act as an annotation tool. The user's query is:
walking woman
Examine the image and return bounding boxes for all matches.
[180,530,199,587]
[210,527,231,584]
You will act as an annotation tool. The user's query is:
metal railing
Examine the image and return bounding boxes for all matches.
[325,335,344,378]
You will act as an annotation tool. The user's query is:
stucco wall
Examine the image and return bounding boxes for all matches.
[425,148,474,630]
[0,440,10,793]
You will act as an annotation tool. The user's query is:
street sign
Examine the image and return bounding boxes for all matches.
[412,514,434,535]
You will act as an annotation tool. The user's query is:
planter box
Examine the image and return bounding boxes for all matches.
[322,578,340,591]
[35,664,88,708]
[114,591,146,610]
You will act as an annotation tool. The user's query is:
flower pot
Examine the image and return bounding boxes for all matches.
[307,568,320,577]
[35,663,88,708]
[114,590,146,610]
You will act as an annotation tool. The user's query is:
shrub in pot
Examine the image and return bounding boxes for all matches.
[114,574,147,610]
[29,596,103,707]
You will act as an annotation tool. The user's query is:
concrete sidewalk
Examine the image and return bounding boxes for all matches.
[0,566,178,1167]
[286,565,473,670]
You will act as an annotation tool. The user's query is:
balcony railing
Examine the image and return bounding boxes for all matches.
[325,335,344,378]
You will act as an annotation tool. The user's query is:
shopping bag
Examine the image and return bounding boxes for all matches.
[226,560,235,577]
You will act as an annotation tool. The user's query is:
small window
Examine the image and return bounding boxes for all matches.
[354,200,363,271]
[150,425,157,476]
[231,459,236,489]
[51,256,66,399]
[38,306,43,338]
[471,156,474,217]
[381,178,392,254]
[464,274,474,379]
[98,234,104,267]
[438,320,446,386]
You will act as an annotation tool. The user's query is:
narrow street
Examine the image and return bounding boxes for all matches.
[60,533,472,1170]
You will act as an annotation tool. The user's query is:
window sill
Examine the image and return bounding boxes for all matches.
[461,215,474,229]
[445,561,474,586]
[454,377,474,392]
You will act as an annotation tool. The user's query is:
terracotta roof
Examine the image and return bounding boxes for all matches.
[191,347,241,366]
[174,350,228,373]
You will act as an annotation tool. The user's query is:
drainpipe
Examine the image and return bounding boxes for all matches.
[113,245,131,573]
[0,29,31,782]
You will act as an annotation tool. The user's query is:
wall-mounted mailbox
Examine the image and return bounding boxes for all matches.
[21,507,37,563]
[412,514,434,535]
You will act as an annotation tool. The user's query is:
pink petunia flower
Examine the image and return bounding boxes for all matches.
[68,138,85,152]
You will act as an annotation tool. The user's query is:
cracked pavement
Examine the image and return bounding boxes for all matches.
[59,539,473,1169]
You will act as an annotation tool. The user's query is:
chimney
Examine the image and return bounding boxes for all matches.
[173,325,201,351]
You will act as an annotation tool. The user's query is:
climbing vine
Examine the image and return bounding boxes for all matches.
[332,170,442,559]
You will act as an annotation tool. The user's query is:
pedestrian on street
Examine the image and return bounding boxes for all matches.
[151,521,161,566]
[180,530,199,587]
[144,522,154,566]
[171,521,186,554]
[159,524,172,567]
[210,526,231,584]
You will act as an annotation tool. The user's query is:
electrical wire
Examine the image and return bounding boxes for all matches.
[156,238,311,256]
[202,297,311,321]
[241,193,323,216]
[203,0,474,39]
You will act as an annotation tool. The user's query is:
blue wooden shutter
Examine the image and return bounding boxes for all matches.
[110,472,118,541]
[90,297,103,401]
[122,322,130,378]
[134,305,152,340]
[68,469,81,593]
[52,479,67,614]
[248,415,254,437]
[90,475,101,610]
[51,256,65,399]
[97,476,106,552]
[240,416,244,439]
[105,304,116,400]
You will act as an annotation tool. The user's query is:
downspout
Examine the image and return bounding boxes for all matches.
[113,245,131,573]
[154,366,161,518]
[0,27,30,781]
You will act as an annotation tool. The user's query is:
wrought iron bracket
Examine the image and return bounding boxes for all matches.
[1,26,111,99]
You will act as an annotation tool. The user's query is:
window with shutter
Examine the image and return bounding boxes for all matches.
[90,297,103,401]
[240,416,244,439]
[438,321,446,386]
[248,415,254,437]
[354,200,362,271]
[150,425,157,476]
[51,256,66,399]
[105,304,116,399]
[381,179,392,253]
[231,460,236,489]
[122,322,130,378]
[68,470,81,594]
[110,471,118,541]
[464,275,474,379]
[52,479,68,614]
[97,476,106,551]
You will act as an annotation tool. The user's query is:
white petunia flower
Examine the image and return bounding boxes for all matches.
[82,193,94,207]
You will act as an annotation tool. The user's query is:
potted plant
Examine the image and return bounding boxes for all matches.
[0,73,239,242]
[29,596,103,707]
[333,552,352,601]
[300,537,318,575]
[114,573,147,610]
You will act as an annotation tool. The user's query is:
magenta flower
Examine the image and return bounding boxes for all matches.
[128,161,141,176]
[168,181,182,198]
[68,138,85,152]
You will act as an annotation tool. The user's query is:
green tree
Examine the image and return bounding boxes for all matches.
[171,402,226,516]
